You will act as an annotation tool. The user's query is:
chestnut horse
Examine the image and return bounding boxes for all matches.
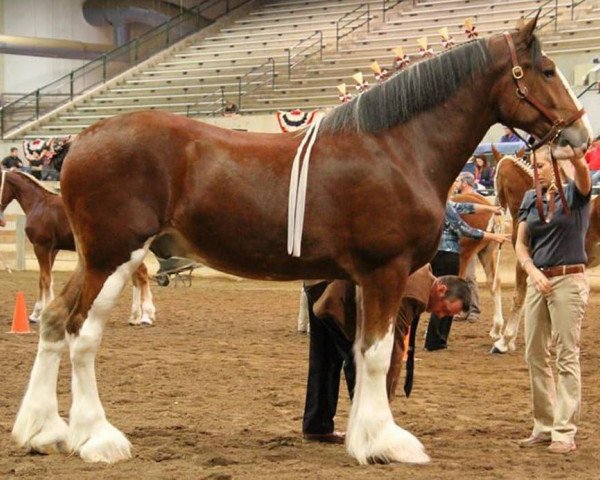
[490,152,600,353]
[13,19,592,465]
[453,192,504,339]
[297,192,505,340]
[0,171,155,325]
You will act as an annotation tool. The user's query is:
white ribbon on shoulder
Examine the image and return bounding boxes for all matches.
[287,114,323,257]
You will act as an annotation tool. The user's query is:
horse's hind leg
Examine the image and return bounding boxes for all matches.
[129,263,155,326]
[346,262,429,465]
[67,243,149,463]
[30,245,54,322]
[12,265,83,454]
[478,244,504,341]
[492,263,526,354]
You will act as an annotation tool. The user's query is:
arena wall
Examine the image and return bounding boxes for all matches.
[1,0,112,94]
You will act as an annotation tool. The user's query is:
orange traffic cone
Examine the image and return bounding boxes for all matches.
[402,326,411,362]
[10,292,30,334]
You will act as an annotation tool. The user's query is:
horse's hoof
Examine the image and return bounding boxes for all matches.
[489,346,505,354]
[29,316,39,324]
[71,421,131,463]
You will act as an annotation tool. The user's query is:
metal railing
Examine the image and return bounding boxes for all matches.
[525,0,590,32]
[577,80,599,98]
[382,0,413,22]
[286,31,323,79]
[237,57,276,110]
[336,4,371,52]
[186,87,227,117]
[0,0,251,138]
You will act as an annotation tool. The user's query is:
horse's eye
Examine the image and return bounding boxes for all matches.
[543,69,555,79]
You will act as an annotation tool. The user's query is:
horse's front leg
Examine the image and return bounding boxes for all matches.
[30,246,54,323]
[346,261,429,464]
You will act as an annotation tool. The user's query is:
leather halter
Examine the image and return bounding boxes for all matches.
[503,32,586,223]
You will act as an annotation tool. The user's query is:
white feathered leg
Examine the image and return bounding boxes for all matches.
[346,324,430,464]
[12,338,69,454]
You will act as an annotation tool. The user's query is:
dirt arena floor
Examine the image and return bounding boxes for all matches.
[1,265,600,479]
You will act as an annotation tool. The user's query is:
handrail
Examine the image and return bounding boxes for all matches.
[525,0,559,31]
[0,0,252,138]
[237,57,276,110]
[186,87,226,117]
[382,0,412,22]
[286,31,323,79]
[577,80,599,98]
[336,4,371,52]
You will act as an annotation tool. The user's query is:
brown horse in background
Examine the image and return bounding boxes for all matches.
[0,171,155,325]
[490,150,600,353]
[13,19,592,466]
[453,192,505,339]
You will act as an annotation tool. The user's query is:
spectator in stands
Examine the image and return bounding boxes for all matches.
[1,147,24,171]
[24,138,56,180]
[584,134,600,184]
[462,156,476,175]
[500,126,521,143]
[223,99,239,116]
[474,155,494,190]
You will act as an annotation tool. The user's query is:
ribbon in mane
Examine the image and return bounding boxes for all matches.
[287,114,324,257]
[393,47,410,70]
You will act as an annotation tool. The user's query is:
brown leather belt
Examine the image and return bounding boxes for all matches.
[539,264,585,278]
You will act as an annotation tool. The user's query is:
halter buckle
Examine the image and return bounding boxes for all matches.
[512,66,524,79]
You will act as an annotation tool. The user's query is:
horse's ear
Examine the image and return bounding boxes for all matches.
[491,144,501,162]
[518,11,540,46]
[517,147,525,159]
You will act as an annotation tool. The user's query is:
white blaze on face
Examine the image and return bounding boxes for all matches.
[556,66,594,140]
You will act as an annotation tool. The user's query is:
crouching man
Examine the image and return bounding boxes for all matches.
[302,265,470,443]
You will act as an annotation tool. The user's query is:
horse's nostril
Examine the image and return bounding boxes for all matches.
[558,137,569,147]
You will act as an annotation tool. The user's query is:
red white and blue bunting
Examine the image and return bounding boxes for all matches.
[276,109,319,132]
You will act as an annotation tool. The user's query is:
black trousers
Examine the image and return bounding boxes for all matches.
[424,250,460,350]
[302,282,356,435]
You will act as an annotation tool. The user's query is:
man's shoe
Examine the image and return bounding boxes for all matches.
[548,441,576,454]
[303,431,345,444]
[518,434,551,448]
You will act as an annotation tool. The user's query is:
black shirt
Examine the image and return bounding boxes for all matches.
[518,182,590,268]
[1,155,22,169]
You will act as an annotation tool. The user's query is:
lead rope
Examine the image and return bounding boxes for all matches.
[508,128,568,223]
[287,114,324,257]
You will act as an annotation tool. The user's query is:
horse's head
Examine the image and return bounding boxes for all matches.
[0,171,16,227]
[490,14,592,159]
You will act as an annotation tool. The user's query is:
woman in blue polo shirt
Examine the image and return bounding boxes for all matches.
[515,147,591,454]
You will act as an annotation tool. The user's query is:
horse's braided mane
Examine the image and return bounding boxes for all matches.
[321,38,492,134]
[320,32,543,135]
[14,171,59,195]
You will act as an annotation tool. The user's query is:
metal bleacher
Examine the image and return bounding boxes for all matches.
[6,0,600,139]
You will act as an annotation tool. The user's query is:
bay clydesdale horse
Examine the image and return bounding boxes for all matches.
[13,18,592,465]
[490,149,600,354]
[0,171,156,326]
